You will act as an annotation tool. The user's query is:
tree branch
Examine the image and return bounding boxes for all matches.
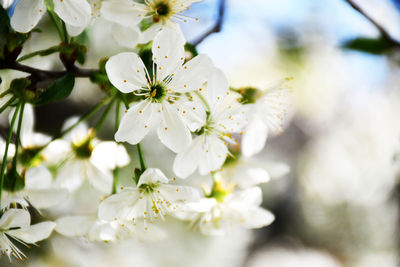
[344,0,400,47]
[192,0,226,46]
[3,61,96,80]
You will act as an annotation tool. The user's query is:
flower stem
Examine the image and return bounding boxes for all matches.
[47,11,64,43]
[137,143,146,171]
[115,99,121,133]
[94,98,115,132]
[12,102,25,169]
[61,21,69,44]
[0,102,21,210]
[0,96,16,114]
[112,168,119,194]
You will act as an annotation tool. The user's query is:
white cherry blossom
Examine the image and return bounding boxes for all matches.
[241,79,292,157]
[107,28,212,153]
[11,0,91,36]
[101,0,202,42]
[1,166,68,211]
[50,117,130,194]
[173,68,247,178]
[182,186,274,236]
[0,209,55,260]
[98,168,199,223]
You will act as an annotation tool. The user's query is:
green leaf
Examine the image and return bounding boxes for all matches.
[342,37,396,54]
[35,73,75,105]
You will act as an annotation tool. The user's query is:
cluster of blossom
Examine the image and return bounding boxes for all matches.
[0,0,292,262]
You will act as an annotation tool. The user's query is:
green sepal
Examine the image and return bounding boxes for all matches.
[3,168,25,193]
[184,43,198,59]
[9,77,33,101]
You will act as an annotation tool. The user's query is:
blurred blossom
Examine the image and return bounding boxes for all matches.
[246,247,342,267]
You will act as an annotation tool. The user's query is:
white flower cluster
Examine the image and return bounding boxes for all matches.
[0,0,293,262]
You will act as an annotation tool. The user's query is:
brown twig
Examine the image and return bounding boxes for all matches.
[3,61,96,79]
[344,0,400,47]
[192,0,226,46]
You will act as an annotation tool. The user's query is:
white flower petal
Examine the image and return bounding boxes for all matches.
[54,0,91,27]
[11,0,46,33]
[140,23,162,44]
[137,168,168,186]
[173,135,203,178]
[8,221,56,244]
[111,23,140,48]
[198,135,228,175]
[90,141,130,170]
[98,189,139,221]
[54,160,84,192]
[205,67,229,106]
[65,22,86,37]
[152,27,185,81]
[0,138,15,159]
[160,184,200,203]
[85,162,113,194]
[240,206,274,229]
[62,117,89,144]
[88,220,117,242]
[106,52,147,93]
[26,188,68,209]
[115,101,157,144]
[264,161,290,178]
[55,216,95,237]
[0,209,30,229]
[169,54,213,93]
[235,187,263,206]
[42,139,71,165]
[157,103,191,153]
[242,115,269,157]
[178,95,207,131]
[100,0,146,28]
[25,166,52,190]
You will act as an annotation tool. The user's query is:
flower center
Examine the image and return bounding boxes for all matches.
[155,1,170,16]
[149,83,166,102]
[139,183,160,194]
[208,180,233,203]
[72,137,93,159]
[151,1,172,22]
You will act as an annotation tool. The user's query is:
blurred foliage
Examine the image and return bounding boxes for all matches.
[342,36,396,55]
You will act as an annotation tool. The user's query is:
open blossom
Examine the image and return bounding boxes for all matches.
[107,27,212,153]
[11,0,91,36]
[0,209,55,260]
[241,79,292,157]
[101,0,201,42]
[182,186,274,236]
[98,168,200,223]
[49,117,130,195]
[2,166,68,210]
[55,215,166,242]
[173,68,247,178]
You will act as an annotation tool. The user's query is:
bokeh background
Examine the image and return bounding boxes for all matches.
[1,0,400,266]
